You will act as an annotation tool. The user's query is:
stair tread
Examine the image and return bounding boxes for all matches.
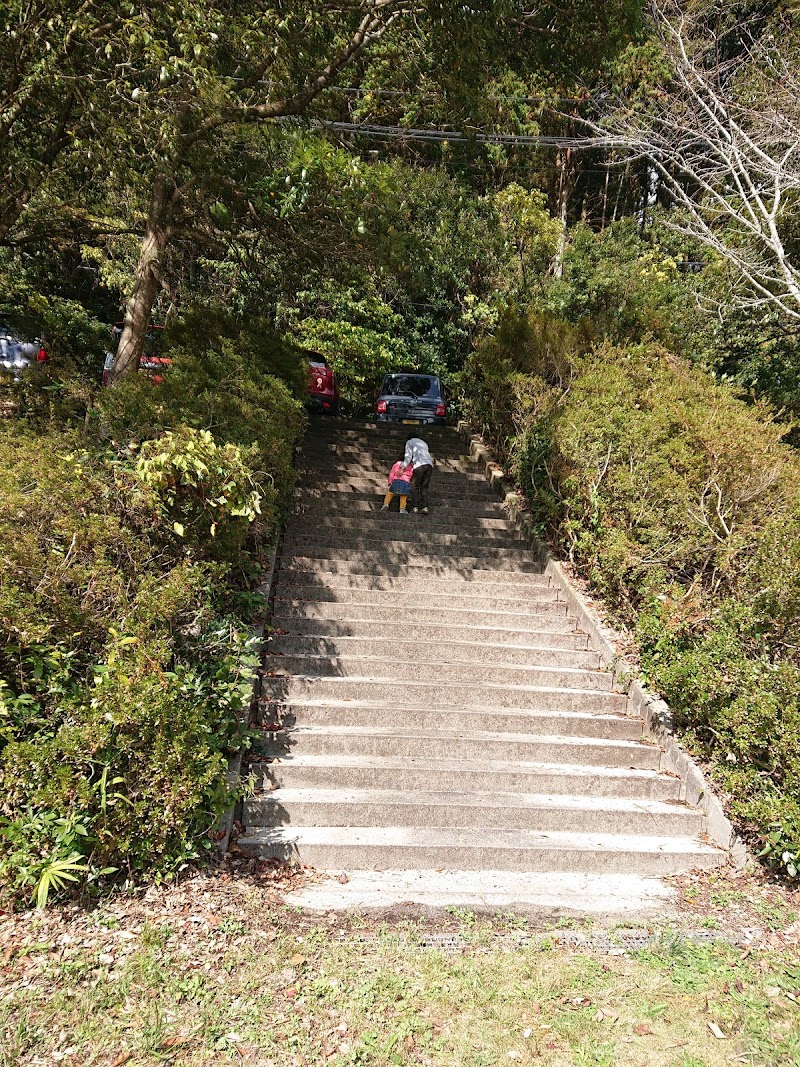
[263,698,631,721]
[251,786,690,814]
[264,673,620,696]
[239,825,721,854]
[270,619,588,640]
[275,599,573,617]
[255,751,667,779]
[271,724,652,750]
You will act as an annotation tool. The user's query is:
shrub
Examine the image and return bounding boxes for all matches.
[0,322,305,906]
[465,309,800,877]
[543,342,795,616]
[637,600,800,877]
[95,330,306,532]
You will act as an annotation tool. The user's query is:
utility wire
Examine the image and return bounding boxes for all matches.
[300,117,602,148]
[326,86,584,104]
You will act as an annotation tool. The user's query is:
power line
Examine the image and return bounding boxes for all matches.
[327,86,584,105]
[304,118,602,148]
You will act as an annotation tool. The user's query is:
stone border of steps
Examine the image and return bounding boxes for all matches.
[212,537,282,856]
[456,420,747,867]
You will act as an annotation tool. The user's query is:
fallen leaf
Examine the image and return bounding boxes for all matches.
[633,1023,653,1036]
[338,873,349,884]
[285,987,298,999]
[111,1055,132,1067]
[290,954,306,967]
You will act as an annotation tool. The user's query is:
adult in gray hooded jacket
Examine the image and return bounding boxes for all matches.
[403,434,434,514]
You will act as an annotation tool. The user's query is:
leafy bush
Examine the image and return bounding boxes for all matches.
[0,324,305,907]
[0,426,268,906]
[96,325,306,532]
[464,311,800,877]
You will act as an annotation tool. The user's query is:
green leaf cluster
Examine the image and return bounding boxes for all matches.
[463,312,800,878]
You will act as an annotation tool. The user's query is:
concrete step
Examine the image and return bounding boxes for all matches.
[273,590,567,613]
[279,559,541,576]
[260,676,627,713]
[239,421,724,882]
[300,439,468,454]
[271,601,581,631]
[278,556,543,577]
[266,635,601,670]
[283,526,526,550]
[263,654,613,692]
[274,572,550,593]
[285,539,531,561]
[260,699,642,740]
[294,493,506,517]
[302,433,463,450]
[297,457,478,474]
[297,484,502,504]
[270,617,591,649]
[237,824,723,875]
[301,473,499,494]
[254,752,681,800]
[283,543,538,564]
[287,514,515,534]
[245,787,702,836]
[258,724,658,768]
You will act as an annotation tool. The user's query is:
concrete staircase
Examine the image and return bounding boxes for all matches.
[239,421,725,878]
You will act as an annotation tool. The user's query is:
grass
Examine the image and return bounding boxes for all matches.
[2,892,799,1067]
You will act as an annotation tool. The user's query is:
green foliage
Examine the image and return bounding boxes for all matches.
[287,283,408,413]
[0,809,96,909]
[95,321,306,536]
[465,309,800,877]
[637,599,800,879]
[540,218,693,345]
[492,184,563,291]
[0,320,303,906]
[135,427,261,547]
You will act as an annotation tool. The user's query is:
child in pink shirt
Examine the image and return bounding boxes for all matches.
[381,459,414,514]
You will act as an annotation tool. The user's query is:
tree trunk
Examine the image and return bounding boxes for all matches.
[552,146,572,279]
[112,174,174,382]
[600,166,610,231]
[0,190,32,243]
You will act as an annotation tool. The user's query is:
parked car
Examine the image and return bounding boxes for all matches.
[307,354,340,415]
[375,372,447,425]
[0,325,47,379]
[102,322,168,385]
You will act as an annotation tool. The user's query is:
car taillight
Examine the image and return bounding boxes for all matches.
[377,400,387,413]
[435,402,446,417]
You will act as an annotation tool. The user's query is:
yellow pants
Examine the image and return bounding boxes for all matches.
[383,492,408,510]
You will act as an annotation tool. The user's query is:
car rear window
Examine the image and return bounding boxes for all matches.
[382,375,441,399]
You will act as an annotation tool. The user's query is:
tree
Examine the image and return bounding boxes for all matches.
[0,2,120,242]
[589,1,800,319]
[91,0,535,380]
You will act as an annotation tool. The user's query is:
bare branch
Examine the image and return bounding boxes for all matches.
[585,0,800,320]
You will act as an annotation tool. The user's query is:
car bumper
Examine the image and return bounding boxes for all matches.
[306,394,338,414]
[376,413,447,426]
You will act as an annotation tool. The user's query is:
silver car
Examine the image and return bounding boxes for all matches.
[0,326,43,379]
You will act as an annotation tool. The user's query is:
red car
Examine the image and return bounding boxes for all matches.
[307,354,339,416]
[102,323,169,385]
